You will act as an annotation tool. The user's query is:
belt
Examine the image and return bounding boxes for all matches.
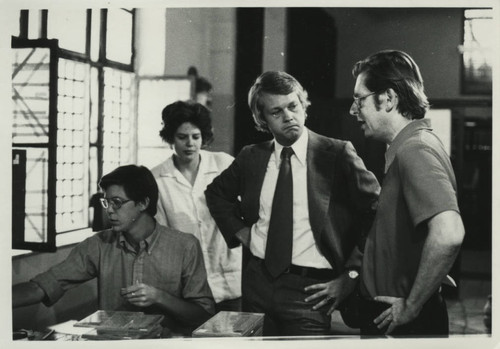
[251,255,335,280]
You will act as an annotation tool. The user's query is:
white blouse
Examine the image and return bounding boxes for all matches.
[151,150,241,303]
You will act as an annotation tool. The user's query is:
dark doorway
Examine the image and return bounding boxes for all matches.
[286,8,337,138]
[233,8,271,154]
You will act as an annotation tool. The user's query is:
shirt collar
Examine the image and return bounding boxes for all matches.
[158,150,217,177]
[273,128,308,167]
[198,150,220,174]
[118,221,161,254]
[384,118,432,173]
[158,155,176,177]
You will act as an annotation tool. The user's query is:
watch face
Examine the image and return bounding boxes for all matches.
[349,270,359,279]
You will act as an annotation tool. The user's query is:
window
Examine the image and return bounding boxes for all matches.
[47,9,87,54]
[460,8,493,94]
[105,9,134,65]
[102,68,136,175]
[12,9,136,251]
[12,42,57,251]
[56,58,90,233]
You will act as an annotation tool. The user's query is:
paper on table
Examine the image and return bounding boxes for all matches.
[49,320,92,336]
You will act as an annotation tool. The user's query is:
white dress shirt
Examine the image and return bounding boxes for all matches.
[151,150,242,303]
[249,129,332,269]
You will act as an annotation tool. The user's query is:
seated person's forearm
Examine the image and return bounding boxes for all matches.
[12,281,46,308]
[155,290,212,327]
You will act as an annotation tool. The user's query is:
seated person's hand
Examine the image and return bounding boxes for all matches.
[120,283,160,307]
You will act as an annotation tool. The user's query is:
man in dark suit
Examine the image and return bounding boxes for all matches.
[205,71,380,336]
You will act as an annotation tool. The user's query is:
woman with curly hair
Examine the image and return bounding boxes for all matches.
[151,100,242,312]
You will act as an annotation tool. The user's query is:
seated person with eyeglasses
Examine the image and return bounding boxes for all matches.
[12,165,215,336]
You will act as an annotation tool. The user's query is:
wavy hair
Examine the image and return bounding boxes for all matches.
[352,50,429,119]
[248,71,311,132]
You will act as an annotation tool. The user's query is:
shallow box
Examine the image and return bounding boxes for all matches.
[192,311,264,337]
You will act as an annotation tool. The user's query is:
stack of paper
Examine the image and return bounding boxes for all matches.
[74,310,164,340]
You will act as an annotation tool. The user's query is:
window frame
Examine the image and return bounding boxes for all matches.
[12,9,136,252]
[460,8,493,95]
[11,38,59,252]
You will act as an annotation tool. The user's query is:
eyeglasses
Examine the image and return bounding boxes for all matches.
[100,197,132,210]
[352,92,377,108]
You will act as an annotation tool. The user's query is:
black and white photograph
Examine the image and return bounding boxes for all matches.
[1,0,498,348]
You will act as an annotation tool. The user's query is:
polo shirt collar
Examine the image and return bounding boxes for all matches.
[384,118,432,173]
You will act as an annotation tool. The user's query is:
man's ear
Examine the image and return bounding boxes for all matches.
[385,88,398,112]
[138,197,150,212]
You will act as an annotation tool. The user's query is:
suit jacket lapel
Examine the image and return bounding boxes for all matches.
[247,141,273,219]
[307,131,335,237]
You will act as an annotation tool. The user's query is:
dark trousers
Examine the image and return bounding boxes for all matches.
[359,291,449,338]
[242,257,332,337]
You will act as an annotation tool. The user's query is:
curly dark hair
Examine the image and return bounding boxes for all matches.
[159,100,214,146]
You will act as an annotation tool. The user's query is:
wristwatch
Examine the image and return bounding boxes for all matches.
[348,269,359,280]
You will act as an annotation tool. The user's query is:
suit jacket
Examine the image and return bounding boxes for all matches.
[205,129,380,275]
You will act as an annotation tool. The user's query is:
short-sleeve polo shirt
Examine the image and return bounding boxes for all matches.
[361,118,460,298]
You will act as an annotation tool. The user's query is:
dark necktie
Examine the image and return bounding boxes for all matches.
[265,146,294,278]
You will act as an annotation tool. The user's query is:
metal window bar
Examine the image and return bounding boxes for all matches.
[11,38,58,252]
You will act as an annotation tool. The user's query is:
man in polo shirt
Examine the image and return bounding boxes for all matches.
[350,50,465,337]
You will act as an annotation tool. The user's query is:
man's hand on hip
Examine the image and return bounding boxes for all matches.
[373,296,422,334]
[303,271,357,315]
